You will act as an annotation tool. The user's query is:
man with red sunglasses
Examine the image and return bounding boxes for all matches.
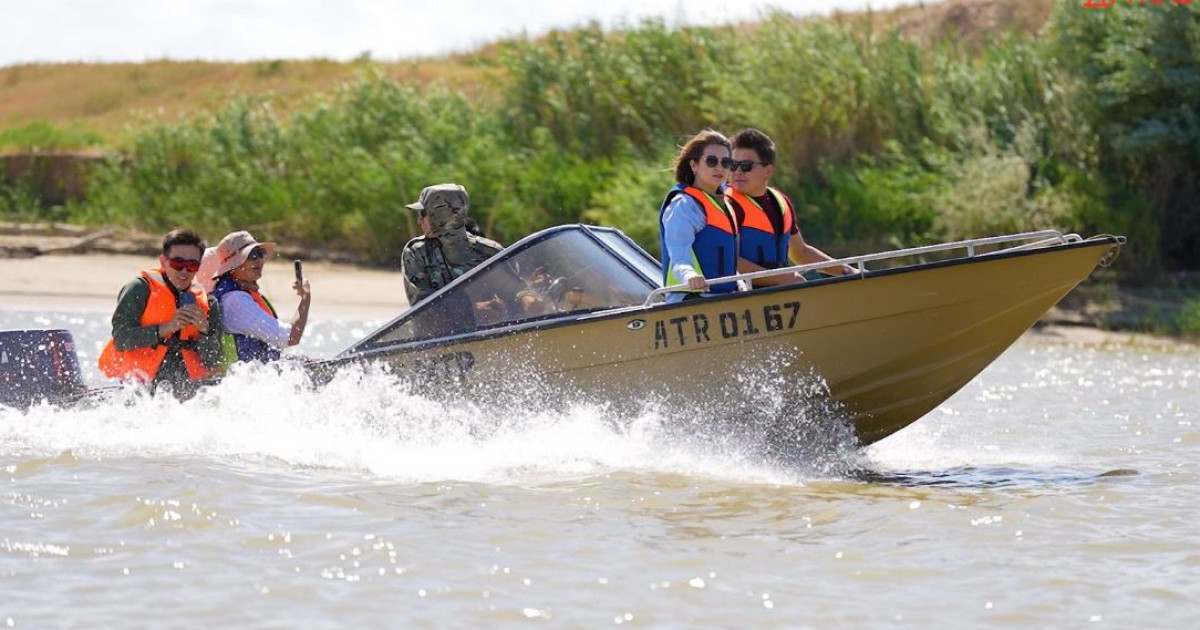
[98,228,223,391]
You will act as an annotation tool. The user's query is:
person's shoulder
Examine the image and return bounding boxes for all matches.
[403,235,428,249]
[118,275,151,297]
[665,191,703,214]
[769,186,795,206]
[123,275,150,289]
[218,288,253,304]
[469,234,503,254]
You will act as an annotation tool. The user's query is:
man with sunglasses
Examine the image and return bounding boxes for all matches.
[401,183,503,306]
[726,129,853,285]
[98,228,223,390]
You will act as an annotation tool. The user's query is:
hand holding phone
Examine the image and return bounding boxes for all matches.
[293,259,311,302]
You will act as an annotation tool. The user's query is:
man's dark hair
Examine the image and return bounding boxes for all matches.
[731,128,776,165]
[161,228,206,255]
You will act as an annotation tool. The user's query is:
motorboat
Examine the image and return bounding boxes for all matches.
[324,225,1123,445]
[1,225,1123,446]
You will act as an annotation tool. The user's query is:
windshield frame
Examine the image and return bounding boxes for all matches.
[340,224,661,355]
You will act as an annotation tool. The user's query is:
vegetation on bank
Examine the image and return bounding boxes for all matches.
[2,1,1197,293]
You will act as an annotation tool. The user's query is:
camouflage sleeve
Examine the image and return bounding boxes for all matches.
[400,242,429,305]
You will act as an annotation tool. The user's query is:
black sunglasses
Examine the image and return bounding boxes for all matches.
[701,155,734,169]
[729,160,771,172]
[247,247,268,261]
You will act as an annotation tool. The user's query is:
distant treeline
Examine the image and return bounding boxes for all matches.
[2,4,1197,281]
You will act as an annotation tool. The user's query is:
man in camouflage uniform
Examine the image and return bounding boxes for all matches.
[401,183,504,305]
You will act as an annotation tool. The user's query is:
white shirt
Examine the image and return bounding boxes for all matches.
[220,291,291,348]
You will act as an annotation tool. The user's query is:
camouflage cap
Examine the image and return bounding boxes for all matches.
[406,183,469,218]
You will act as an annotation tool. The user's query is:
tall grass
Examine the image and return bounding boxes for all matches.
[0,120,104,150]
[4,4,1194,279]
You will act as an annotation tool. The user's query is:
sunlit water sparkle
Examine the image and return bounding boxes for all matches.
[2,308,1198,628]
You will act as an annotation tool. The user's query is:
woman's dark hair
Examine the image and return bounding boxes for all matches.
[161,228,205,255]
[673,129,731,185]
[731,128,776,165]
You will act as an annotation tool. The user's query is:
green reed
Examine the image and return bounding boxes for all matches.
[3,4,1193,278]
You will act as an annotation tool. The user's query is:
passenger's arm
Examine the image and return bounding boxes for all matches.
[288,279,311,347]
[662,196,707,290]
[736,257,804,287]
[111,279,161,351]
[400,246,428,306]
[221,292,292,348]
[787,232,853,276]
[197,299,224,368]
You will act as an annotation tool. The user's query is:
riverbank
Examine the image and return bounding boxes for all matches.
[0,250,406,321]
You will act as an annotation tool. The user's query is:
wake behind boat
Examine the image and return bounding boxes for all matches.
[2,226,1122,446]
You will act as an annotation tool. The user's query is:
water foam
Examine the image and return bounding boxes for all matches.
[1,353,864,485]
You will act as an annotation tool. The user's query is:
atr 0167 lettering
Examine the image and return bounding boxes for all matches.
[652,301,801,350]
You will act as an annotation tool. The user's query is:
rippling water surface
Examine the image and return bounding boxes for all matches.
[2,309,1198,628]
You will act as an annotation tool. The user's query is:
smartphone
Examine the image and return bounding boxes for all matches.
[294,260,304,282]
[178,291,196,306]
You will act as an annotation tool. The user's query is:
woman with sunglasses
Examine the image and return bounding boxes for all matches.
[98,228,223,389]
[206,230,312,365]
[658,129,738,303]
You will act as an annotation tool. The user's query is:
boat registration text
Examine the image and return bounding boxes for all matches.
[651,301,802,350]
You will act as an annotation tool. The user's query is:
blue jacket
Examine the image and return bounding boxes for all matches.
[212,276,282,363]
[658,184,739,294]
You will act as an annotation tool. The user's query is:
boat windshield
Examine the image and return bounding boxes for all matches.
[348,226,660,351]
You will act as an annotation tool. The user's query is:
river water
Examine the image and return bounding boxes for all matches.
[1,308,1197,629]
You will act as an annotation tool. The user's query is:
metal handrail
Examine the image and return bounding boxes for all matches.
[644,230,1079,306]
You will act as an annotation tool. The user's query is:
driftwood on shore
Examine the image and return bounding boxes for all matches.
[0,221,371,266]
[0,222,156,259]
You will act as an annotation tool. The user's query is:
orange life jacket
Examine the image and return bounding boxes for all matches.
[97,269,212,382]
[658,184,740,293]
[725,186,795,268]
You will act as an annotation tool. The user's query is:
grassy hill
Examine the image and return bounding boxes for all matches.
[0,56,500,148]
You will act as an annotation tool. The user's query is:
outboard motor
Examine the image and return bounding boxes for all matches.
[0,329,87,408]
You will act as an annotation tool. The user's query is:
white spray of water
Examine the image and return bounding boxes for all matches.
[1,354,864,485]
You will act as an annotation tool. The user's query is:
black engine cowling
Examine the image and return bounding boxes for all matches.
[0,329,88,408]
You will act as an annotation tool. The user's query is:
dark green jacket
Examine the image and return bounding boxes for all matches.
[110,277,224,384]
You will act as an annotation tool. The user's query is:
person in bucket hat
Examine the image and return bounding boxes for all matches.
[400,183,503,305]
[202,230,311,366]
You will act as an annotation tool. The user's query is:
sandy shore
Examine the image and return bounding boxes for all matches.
[0,251,408,321]
[1,251,1195,350]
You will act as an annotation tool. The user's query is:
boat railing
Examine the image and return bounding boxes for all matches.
[645,230,1083,306]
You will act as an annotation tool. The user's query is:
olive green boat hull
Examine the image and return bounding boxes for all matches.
[345,239,1118,445]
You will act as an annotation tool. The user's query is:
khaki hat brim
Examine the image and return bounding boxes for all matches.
[213,241,278,279]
